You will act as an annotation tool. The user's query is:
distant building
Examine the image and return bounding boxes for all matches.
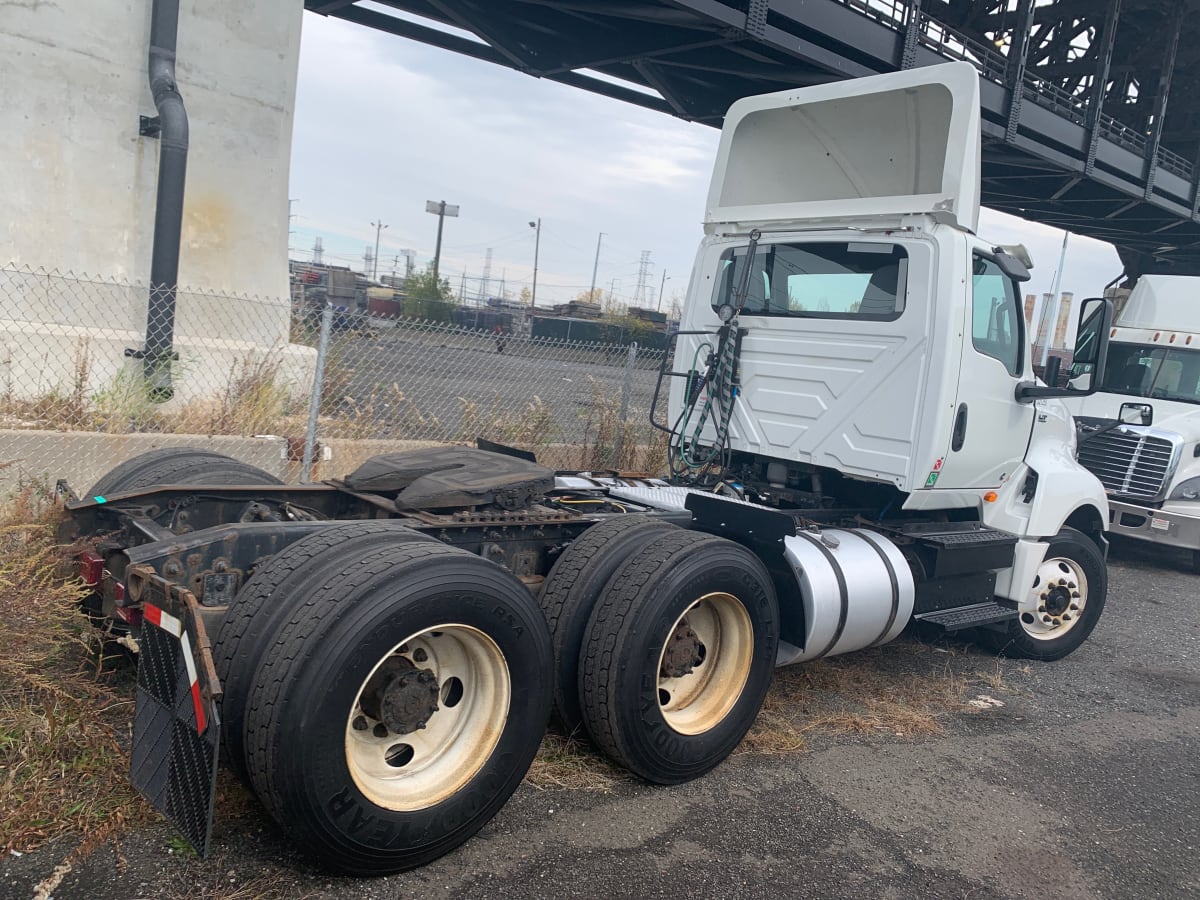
[1052,291,1074,348]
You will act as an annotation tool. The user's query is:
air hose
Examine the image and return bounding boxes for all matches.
[668,230,761,485]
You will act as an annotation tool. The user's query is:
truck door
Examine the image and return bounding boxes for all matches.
[932,250,1036,490]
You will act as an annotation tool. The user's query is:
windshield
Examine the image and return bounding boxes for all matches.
[1095,342,1200,405]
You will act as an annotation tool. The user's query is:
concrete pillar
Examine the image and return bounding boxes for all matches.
[0,0,312,403]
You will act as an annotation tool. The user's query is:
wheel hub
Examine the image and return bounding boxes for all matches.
[1021,558,1086,640]
[660,622,705,679]
[359,657,441,734]
[1042,585,1073,616]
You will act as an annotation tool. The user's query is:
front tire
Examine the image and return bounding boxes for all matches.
[984,528,1106,661]
[578,530,778,784]
[241,540,552,875]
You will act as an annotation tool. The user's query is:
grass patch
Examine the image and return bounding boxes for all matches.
[746,641,972,746]
[524,731,631,792]
[0,489,146,861]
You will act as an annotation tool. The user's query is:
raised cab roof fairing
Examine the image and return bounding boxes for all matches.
[705,62,982,233]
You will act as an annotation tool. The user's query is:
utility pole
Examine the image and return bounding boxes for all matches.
[1039,231,1070,366]
[426,200,460,286]
[589,232,605,301]
[529,218,541,307]
[480,248,494,301]
[657,270,669,312]
[370,219,387,281]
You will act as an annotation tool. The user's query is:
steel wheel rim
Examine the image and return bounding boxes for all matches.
[1019,557,1088,641]
[345,624,510,811]
[655,591,754,735]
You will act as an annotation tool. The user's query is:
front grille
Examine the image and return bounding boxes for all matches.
[1077,427,1179,501]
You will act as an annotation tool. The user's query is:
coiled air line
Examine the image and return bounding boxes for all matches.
[668,229,761,485]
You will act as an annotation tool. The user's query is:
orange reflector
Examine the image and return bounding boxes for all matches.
[983,491,998,503]
[1154,332,1161,340]
[1170,334,1176,343]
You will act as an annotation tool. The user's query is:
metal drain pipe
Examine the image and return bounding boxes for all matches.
[139,0,189,401]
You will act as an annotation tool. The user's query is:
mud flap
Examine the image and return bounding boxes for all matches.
[128,569,222,857]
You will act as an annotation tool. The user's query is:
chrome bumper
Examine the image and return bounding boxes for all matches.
[1107,499,1200,550]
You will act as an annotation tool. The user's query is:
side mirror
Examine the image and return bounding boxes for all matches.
[993,250,1031,283]
[1119,401,1152,426]
[1016,297,1113,401]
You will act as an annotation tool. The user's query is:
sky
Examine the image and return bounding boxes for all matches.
[287,8,1124,317]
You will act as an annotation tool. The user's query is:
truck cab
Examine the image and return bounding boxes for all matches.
[1064,275,1200,571]
[666,61,1113,636]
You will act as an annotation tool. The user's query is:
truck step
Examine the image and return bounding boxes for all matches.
[914,601,1016,632]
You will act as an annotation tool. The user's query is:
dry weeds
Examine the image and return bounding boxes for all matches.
[524,731,631,792]
[0,488,147,861]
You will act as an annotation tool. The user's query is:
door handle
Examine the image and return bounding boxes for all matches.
[951,403,968,451]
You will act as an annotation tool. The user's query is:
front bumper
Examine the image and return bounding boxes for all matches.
[1106,498,1200,550]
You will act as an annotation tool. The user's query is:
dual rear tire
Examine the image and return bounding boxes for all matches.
[213,527,552,875]
[543,524,780,784]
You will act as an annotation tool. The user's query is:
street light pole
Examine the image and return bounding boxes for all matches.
[589,231,605,301]
[370,219,387,281]
[529,218,541,307]
[426,200,460,286]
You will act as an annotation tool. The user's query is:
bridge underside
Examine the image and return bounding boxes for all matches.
[307,0,1200,278]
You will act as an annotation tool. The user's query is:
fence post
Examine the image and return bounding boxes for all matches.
[613,341,638,468]
[300,304,333,483]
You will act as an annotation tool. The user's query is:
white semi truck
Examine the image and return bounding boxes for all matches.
[1065,274,1200,572]
[64,62,1115,874]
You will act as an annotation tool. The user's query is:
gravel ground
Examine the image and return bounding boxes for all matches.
[4,537,1197,900]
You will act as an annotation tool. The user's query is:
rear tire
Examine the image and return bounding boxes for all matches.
[983,528,1106,661]
[87,447,281,497]
[213,522,436,786]
[579,530,778,784]
[538,515,677,734]
[241,539,552,875]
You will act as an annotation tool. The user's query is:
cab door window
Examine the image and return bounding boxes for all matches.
[971,255,1023,376]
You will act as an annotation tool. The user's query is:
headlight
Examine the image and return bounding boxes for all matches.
[1168,476,1200,501]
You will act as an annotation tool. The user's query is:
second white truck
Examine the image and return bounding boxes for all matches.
[1066,275,1200,572]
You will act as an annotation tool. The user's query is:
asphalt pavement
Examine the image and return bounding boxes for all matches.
[5,537,1197,899]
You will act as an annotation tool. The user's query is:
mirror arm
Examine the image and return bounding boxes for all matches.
[1014,382,1084,402]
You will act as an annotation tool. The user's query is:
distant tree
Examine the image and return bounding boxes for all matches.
[403,266,456,322]
[575,287,604,304]
[518,286,533,306]
[603,293,627,317]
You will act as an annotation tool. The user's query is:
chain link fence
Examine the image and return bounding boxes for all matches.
[0,266,669,494]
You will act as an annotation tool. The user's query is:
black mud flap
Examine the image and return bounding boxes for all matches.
[129,568,222,857]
